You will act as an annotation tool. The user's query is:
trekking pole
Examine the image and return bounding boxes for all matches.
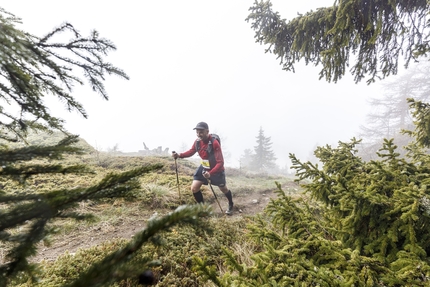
[208,179,224,214]
[172,151,181,200]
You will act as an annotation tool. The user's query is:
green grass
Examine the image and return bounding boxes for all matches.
[2,150,301,287]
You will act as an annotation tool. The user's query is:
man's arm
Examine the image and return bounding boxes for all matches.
[176,141,198,158]
[209,141,224,175]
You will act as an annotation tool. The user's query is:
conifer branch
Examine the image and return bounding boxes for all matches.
[0,164,164,284]
[192,256,226,287]
[247,0,430,84]
[66,204,213,287]
[0,10,129,138]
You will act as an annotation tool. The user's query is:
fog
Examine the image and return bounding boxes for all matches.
[2,1,386,168]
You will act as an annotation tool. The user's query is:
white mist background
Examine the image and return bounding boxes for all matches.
[2,1,386,168]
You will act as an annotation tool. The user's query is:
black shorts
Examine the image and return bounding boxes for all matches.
[193,165,226,187]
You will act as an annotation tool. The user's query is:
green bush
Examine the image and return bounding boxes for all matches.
[197,139,430,286]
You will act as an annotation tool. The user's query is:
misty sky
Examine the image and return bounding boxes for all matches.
[2,1,387,168]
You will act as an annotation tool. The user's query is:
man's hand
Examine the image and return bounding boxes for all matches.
[202,170,211,179]
[172,151,179,159]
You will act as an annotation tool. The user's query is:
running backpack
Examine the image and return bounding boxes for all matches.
[195,134,221,154]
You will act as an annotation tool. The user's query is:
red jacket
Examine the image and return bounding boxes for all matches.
[179,135,224,176]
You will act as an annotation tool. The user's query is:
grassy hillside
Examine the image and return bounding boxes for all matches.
[1,136,301,287]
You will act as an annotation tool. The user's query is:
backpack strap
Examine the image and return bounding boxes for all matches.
[195,136,214,154]
[207,138,213,154]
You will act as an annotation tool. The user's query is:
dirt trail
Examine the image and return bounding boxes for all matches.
[31,188,279,263]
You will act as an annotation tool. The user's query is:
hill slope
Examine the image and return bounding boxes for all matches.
[27,154,299,263]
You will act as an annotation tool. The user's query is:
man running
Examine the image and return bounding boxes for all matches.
[172,122,234,215]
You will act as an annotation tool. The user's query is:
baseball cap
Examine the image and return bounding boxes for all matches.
[193,122,209,130]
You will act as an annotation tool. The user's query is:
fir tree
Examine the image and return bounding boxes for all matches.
[359,62,430,160]
[198,137,430,286]
[239,148,253,171]
[249,127,277,172]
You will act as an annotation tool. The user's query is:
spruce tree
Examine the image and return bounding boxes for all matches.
[239,148,253,171]
[197,137,430,286]
[0,7,208,287]
[250,127,277,172]
[359,62,430,160]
